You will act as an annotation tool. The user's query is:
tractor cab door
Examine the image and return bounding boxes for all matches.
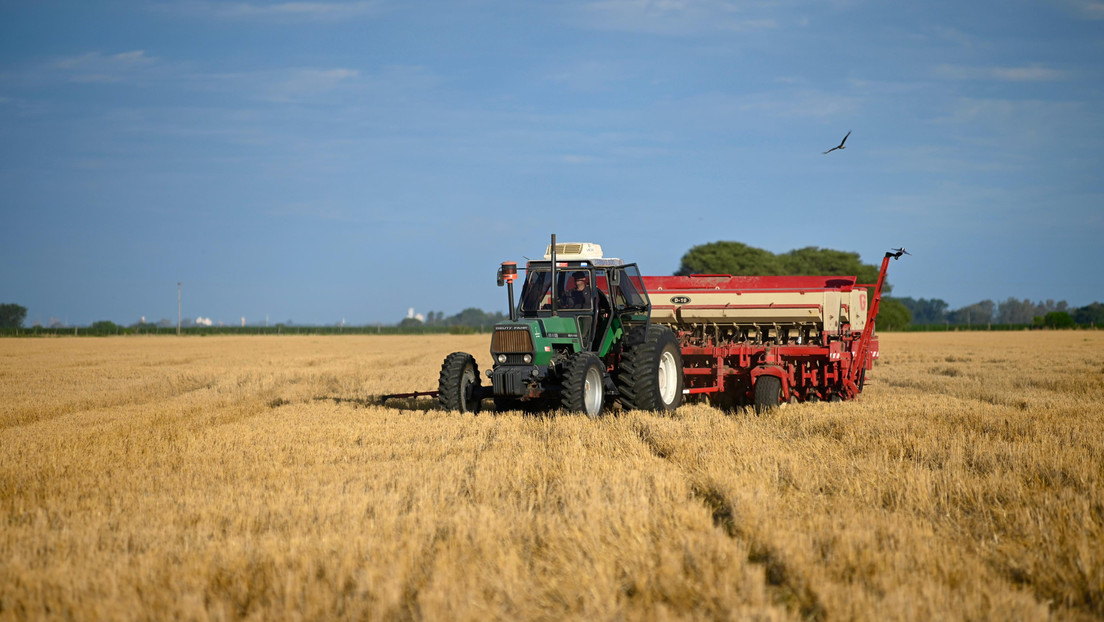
[562,270,601,350]
[612,264,650,325]
[588,270,614,349]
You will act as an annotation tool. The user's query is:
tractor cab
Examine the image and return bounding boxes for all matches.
[514,243,650,355]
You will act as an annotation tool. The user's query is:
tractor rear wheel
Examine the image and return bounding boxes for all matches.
[753,375,782,415]
[438,352,482,413]
[562,352,605,418]
[616,325,684,412]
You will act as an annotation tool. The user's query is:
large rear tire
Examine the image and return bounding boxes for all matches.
[438,352,482,413]
[753,375,782,415]
[562,352,605,418]
[616,325,684,412]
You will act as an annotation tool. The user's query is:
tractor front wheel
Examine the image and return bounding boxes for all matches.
[438,352,482,413]
[562,352,605,418]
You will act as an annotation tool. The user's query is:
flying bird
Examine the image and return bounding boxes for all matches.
[823,130,851,154]
[890,247,911,260]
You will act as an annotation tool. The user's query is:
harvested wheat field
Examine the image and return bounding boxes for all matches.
[1,332,1102,621]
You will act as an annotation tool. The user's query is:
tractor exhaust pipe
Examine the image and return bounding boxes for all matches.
[550,233,558,314]
[499,261,518,321]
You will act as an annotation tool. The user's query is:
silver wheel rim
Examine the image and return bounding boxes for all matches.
[657,349,678,405]
[584,365,603,416]
[461,366,475,410]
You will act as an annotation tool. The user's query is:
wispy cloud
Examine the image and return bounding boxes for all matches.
[546,60,631,92]
[173,1,387,21]
[1060,0,1104,19]
[934,63,1071,82]
[267,68,361,101]
[574,0,777,35]
[560,154,601,164]
[50,50,160,84]
[731,88,860,118]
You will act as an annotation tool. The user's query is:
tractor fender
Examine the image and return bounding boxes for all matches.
[750,365,791,401]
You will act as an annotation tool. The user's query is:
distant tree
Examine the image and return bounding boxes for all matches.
[398,317,424,328]
[675,242,891,296]
[778,246,884,290]
[447,307,506,328]
[90,320,119,333]
[996,298,1038,325]
[0,303,27,328]
[676,241,783,276]
[1041,311,1076,329]
[895,297,948,324]
[876,298,912,331]
[948,300,995,326]
[1072,302,1104,326]
[1037,299,1068,314]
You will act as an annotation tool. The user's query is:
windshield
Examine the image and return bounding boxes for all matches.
[518,268,596,314]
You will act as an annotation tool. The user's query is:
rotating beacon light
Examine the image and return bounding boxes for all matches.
[499,261,519,321]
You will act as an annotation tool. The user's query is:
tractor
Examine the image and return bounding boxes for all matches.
[437,236,683,416]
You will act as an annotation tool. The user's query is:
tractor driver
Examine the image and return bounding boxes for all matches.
[563,271,593,310]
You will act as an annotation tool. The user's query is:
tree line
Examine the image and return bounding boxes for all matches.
[399,308,508,329]
[896,297,1102,328]
[4,243,1101,333]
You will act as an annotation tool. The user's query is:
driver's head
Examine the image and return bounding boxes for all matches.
[572,272,588,289]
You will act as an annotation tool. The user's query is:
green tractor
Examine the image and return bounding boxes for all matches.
[438,236,684,416]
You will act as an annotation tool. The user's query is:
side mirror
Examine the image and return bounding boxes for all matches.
[610,270,621,287]
[497,267,505,287]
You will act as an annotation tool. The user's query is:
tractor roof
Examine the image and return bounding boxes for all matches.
[542,242,621,265]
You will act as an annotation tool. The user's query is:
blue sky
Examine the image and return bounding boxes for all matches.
[2,0,1102,326]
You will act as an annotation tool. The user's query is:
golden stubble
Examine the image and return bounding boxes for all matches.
[1,332,1101,620]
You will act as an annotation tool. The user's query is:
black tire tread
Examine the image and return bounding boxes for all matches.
[438,352,480,413]
[562,352,604,416]
[753,375,782,415]
[616,325,682,411]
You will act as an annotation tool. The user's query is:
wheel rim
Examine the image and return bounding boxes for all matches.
[584,365,603,416]
[657,349,678,405]
[460,365,475,410]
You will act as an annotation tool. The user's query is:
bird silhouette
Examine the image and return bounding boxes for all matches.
[889,247,911,260]
[823,130,851,154]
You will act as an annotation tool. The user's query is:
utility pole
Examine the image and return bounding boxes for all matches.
[177,282,182,336]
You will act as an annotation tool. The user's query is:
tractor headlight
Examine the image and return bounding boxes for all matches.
[497,354,507,364]
[523,354,532,364]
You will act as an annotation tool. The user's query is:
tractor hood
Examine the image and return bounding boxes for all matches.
[490,318,581,367]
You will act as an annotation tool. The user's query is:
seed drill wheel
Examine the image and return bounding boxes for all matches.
[753,375,782,415]
[616,325,684,412]
[562,352,605,418]
[438,352,482,413]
